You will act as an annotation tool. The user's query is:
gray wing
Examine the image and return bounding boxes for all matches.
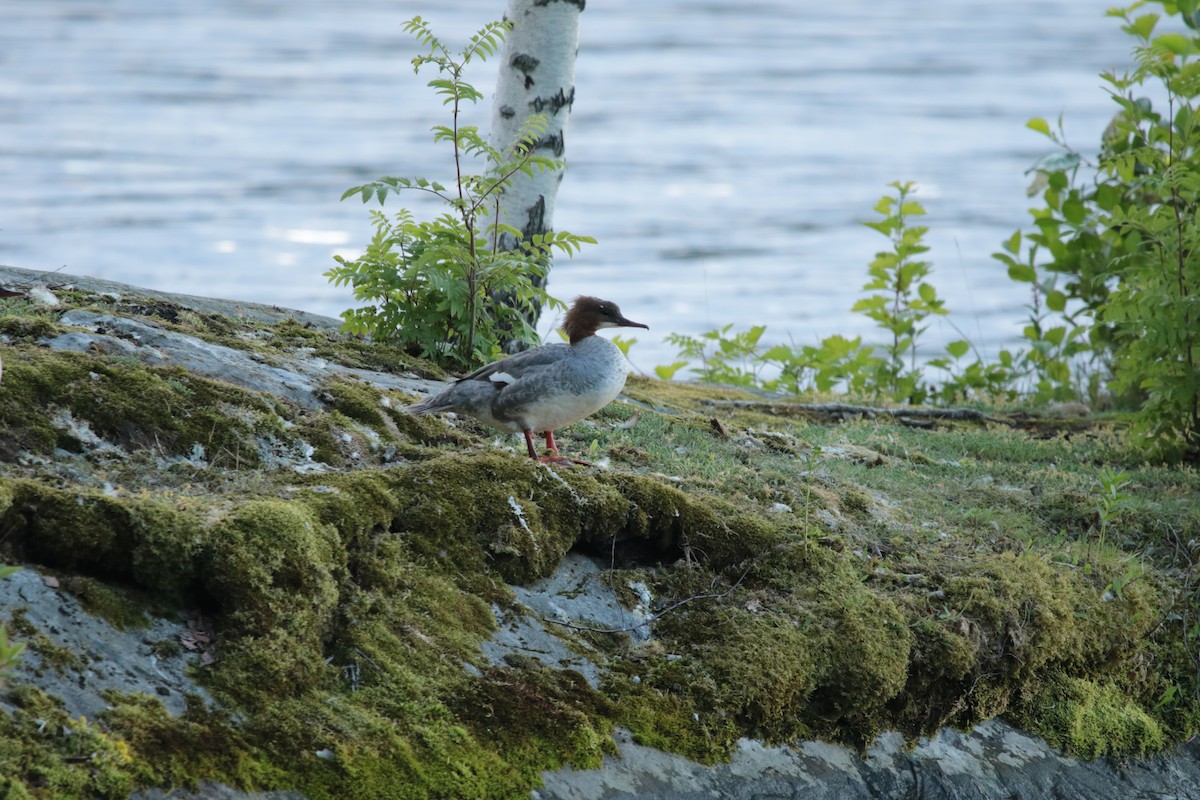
[407,343,571,417]
[457,343,571,384]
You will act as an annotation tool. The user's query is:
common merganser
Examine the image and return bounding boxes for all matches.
[407,296,648,462]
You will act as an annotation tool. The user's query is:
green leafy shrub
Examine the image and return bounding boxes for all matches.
[991,224,1093,403]
[661,325,774,388]
[326,17,593,369]
[1011,2,1200,455]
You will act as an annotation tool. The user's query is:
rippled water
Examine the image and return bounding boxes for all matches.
[1,0,1131,368]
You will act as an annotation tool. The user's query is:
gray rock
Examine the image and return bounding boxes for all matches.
[0,265,340,330]
[513,552,653,640]
[0,566,207,719]
[483,552,651,688]
[131,783,307,800]
[43,309,444,412]
[50,310,324,409]
[536,721,1200,800]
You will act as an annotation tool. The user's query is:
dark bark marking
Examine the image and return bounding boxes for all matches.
[492,195,550,353]
[522,195,548,239]
[511,53,540,75]
[529,86,575,116]
[499,104,516,120]
[525,131,565,157]
[534,0,585,9]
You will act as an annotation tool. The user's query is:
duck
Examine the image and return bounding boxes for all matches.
[406,296,648,462]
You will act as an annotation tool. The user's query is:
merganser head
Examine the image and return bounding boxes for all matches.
[562,296,649,344]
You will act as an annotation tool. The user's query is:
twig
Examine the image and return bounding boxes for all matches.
[701,400,1012,426]
[0,264,69,293]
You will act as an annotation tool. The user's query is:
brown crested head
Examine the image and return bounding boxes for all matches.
[561,296,649,344]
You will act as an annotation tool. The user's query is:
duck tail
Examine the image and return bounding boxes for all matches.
[406,394,447,415]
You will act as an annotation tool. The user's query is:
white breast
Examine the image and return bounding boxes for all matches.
[511,336,630,432]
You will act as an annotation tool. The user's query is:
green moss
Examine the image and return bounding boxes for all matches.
[0,687,135,799]
[5,611,84,676]
[102,692,283,789]
[901,620,979,730]
[201,499,343,698]
[0,314,59,340]
[322,377,391,431]
[266,317,445,380]
[681,606,820,736]
[840,486,873,516]
[619,550,914,756]
[293,414,348,466]
[452,665,616,777]
[0,479,206,600]
[1016,676,1165,758]
[805,578,913,744]
[0,349,274,465]
[62,577,151,630]
[350,454,629,587]
[149,639,183,659]
[28,632,86,675]
[2,294,1200,794]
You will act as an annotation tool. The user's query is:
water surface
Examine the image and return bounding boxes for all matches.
[0,0,1132,369]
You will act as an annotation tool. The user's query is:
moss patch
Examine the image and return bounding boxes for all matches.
[1014,676,1166,759]
[0,348,276,466]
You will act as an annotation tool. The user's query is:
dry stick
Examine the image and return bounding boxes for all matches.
[700,400,1012,426]
[0,264,69,292]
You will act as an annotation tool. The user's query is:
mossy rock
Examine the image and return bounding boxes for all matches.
[1016,676,1166,759]
[1,479,206,600]
[2,285,1200,798]
[201,500,343,697]
[0,349,277,465]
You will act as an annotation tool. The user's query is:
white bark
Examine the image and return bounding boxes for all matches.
[488,0,583,255]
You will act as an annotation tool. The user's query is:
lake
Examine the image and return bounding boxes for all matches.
[0,0,1133,371]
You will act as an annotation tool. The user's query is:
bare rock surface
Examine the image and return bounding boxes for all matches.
[536,721,1200,800]
[0,265,340,330]
[483,552,652,688]
[0,567,203,719]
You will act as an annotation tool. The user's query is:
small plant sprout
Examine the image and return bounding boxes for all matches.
[853,181,948,405]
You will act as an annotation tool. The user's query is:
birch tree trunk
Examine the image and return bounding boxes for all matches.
[488,0,583,348]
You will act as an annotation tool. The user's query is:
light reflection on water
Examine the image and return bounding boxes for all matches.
[0,0,1130,369]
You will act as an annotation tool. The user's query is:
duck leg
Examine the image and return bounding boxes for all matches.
[523,430,540,460]
[541,430,592,466]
